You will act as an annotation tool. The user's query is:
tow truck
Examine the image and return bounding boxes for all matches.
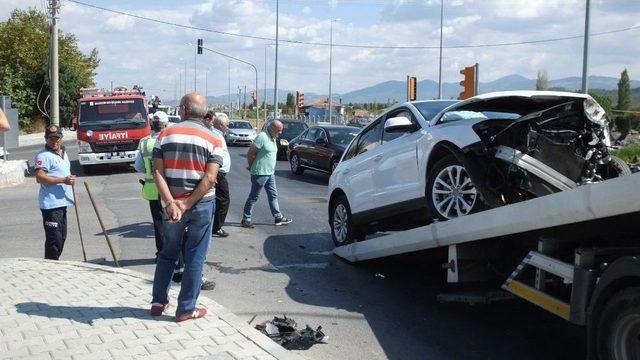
[75,86,150,173]
[333,172,640,359]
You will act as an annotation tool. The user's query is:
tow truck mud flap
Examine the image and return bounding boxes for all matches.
[333,173,640,262]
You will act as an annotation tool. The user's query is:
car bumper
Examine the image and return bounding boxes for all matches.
[78,151,138,165]
[226,134,256,144]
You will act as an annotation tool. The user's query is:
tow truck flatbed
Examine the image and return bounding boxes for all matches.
[334,173,640,262]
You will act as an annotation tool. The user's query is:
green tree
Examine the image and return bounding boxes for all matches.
[0,8,98,129]
[615,69,632,141]
[536,70,548,91]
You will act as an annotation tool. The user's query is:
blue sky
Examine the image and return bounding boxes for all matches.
[2,0,640,102]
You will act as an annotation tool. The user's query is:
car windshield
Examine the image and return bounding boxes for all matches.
[282,122,307,136]
[328,128,359,146]
[413,101,458,121]
[229,122,253,129]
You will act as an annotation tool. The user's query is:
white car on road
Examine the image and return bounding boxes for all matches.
[328,92,627,246]
[226,120,257,145]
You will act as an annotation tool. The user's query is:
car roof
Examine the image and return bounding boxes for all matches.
[312,125,360,130]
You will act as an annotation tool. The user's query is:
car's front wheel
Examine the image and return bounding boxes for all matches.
[330,195,360,247]
[290,152,304,175]
[426,155,480,221]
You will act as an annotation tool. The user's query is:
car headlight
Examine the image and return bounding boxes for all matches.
[78,140,92,153]
[279,139,289,146]
[584,97,607,127]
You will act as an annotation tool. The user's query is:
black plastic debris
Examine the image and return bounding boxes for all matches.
[255,315,327,350]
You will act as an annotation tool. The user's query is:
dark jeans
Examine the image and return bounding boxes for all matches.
[149,199,184,270]
[213,172,230,232]
[41,207,67,260]
[152,196,215,316]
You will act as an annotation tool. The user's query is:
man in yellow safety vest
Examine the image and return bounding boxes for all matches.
[134,111,172,259]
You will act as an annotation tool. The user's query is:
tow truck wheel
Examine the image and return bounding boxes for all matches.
[330,195,360,247]
[426,155,480,221]
[597,286,640,360]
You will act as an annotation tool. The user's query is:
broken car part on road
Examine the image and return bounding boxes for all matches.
[255,315,328,350]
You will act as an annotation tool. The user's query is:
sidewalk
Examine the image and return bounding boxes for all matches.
[0,258,303,360]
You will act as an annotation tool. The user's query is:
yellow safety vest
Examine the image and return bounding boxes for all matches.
[139,137,159,200]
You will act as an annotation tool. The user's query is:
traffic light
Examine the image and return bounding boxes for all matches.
[459,65,476,100]
[251,90,258,107]
[296,91,305,108]
[197,38,203,54]
[407,76,417,101]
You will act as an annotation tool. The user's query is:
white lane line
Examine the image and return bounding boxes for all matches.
[274,262,328,269]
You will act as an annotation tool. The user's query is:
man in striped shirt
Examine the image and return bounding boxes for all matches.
[150,92,224,322]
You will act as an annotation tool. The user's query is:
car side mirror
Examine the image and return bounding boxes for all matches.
[384,116,415,133]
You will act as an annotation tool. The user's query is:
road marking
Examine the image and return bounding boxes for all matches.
[274,262,328,269]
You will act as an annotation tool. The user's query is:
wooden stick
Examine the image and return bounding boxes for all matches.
[84,181,120,267]
[71,185,87,262]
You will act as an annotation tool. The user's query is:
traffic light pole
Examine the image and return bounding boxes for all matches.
[198,45,259,126]
[474,63,479,96]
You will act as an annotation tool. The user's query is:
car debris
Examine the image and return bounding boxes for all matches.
[255,315,328,350]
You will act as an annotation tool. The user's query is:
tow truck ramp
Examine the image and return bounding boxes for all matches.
[334,173,640,262]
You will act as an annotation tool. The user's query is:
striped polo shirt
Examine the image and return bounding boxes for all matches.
[153,119,224,199]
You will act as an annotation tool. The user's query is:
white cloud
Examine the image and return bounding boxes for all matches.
[103,14,135,31]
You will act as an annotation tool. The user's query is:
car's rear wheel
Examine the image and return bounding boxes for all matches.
[290,152,304,175]
[330,195,360,247]
[426,155,480,221]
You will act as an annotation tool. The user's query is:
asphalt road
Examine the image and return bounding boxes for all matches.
[3,142,585,359]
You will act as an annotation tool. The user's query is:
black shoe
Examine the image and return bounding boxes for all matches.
[172,271,183,283]
[241,219,254,228]
[213,228,229,237]
[201,278,216,290]
[275,217,293,226]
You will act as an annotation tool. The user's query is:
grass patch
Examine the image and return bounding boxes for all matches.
[612,145,640,164]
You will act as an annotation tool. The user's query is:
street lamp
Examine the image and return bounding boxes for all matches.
[194,44,260,126]
[328,18,341,123]
[274,0,280,118]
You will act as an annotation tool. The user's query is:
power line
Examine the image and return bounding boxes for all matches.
[66,0,640,50]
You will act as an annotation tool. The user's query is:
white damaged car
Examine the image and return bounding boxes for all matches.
[328,91,630,246]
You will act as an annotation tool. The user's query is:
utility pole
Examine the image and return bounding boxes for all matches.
[194,45,197,92]
[438,0,444,99]
[274,0,279,118]
[228,61,231,114]
[110,81,113,92]
[581,0,591,93]
[48,0,60,126]
[184,62,187,94]
[264,45,268,122]
[243,85,247,119]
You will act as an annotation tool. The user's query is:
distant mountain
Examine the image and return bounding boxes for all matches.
[166,75,640,106]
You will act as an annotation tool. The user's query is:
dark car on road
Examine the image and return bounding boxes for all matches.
[262,119,308,160]
[288,125,360,175]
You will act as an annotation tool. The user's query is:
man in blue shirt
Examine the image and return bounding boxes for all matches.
[34,125,76,260]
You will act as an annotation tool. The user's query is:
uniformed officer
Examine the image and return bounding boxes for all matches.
[134,111,171,257]
[35,125,75,260]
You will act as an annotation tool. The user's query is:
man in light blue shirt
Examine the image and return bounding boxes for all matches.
[34,125,76,260]
[241,120,292,228]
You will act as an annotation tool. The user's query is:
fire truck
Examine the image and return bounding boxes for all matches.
[75,86,151,173]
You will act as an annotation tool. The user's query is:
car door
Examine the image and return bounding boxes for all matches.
[341,119,384,214]
[298,127,318,166]
[373,108,423,208]
[311,128,333,171]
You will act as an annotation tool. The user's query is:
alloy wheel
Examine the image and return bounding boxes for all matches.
[291,154,299,172]
[431,165,477,219]
[333,203,349,244]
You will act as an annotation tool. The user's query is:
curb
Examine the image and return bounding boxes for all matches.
[7,257,304,360]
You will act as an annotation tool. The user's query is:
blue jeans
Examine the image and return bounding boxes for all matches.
[152,196,215,316]
[242,174,283,221]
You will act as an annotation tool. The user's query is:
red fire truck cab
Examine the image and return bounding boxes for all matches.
[76,86,151,172]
